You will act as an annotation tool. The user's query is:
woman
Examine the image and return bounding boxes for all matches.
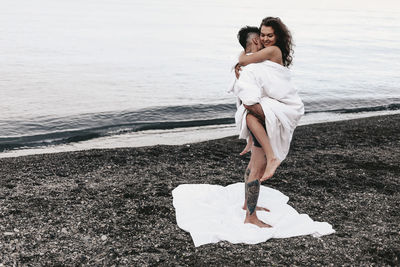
[236,17,302,181]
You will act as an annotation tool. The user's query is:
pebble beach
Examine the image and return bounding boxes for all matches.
[0,114,399,266]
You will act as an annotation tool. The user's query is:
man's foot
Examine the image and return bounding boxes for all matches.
[260,158,281,181]
[244,216,272,228]
[242,205,270,212]
[240,142,252,155]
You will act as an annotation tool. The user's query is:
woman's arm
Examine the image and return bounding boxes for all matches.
[238,46,280,66]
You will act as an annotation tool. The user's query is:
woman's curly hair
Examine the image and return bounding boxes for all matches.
[260,17,294,67]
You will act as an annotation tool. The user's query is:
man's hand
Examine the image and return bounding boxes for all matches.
[244,104,265,123]
[234,63,242,79]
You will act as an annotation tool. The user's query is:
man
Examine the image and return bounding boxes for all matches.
[229,26,273,228]
[229,26,304,228]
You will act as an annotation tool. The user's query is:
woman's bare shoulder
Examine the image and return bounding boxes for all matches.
[260,45,281,55]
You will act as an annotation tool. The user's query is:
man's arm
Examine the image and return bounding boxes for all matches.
[244,104,265,124]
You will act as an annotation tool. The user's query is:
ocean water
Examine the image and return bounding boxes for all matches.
[1,0,400,155]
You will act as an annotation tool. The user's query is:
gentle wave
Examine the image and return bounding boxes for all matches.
[1,102,400,152]
[0,103,235,137]
[307,103,400,114]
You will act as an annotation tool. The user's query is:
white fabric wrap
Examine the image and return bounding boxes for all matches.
[228,60,304,161]
[173,183,335,247]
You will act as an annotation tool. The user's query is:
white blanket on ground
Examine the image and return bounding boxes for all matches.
[172,183,335,247]
[228,60,304,161]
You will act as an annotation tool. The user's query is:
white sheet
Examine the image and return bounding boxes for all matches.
[228,60,305,161]
[172,183,335,247]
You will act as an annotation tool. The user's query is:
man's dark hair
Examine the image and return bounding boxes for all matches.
[237,26,260,50]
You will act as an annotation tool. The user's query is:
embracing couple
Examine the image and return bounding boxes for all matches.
[229,17,304,228]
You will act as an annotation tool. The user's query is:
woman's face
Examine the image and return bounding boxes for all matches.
[260,26,276,47]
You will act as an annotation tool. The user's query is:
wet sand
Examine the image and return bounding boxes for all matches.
[0,114,399,266]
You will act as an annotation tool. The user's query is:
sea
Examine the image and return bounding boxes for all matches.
[1,0,400,158]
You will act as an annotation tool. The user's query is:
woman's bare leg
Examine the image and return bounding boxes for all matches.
[246,113,281,180]
[240,135,253,156]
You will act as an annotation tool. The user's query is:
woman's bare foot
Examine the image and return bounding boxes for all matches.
[240,142,252,155]
[242,205,270,212]
[244,216,272,228]
[260,158,281,181]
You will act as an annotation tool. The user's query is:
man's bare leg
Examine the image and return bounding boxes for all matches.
[242,167,250,210]
[246,113,281,181]
[244,146,271,228]
[242,165,270,212]
[241,144,269,212]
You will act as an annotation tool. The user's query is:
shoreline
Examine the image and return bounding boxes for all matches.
[1,109,400,159]
[0,114,399,265]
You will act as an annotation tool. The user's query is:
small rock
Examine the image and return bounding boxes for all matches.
[61,228,68,234]
[13,228,19,233]
[101,235,107,241]
[4,232,14,236]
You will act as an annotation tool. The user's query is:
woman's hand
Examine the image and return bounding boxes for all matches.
[234,63,242,79]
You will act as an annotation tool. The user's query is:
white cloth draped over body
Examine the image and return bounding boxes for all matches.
[227,59,305,161]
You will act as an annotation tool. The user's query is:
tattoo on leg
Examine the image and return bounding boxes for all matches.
[244,168,250,199]
[246,179,260,215]
[244,168,250,183]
